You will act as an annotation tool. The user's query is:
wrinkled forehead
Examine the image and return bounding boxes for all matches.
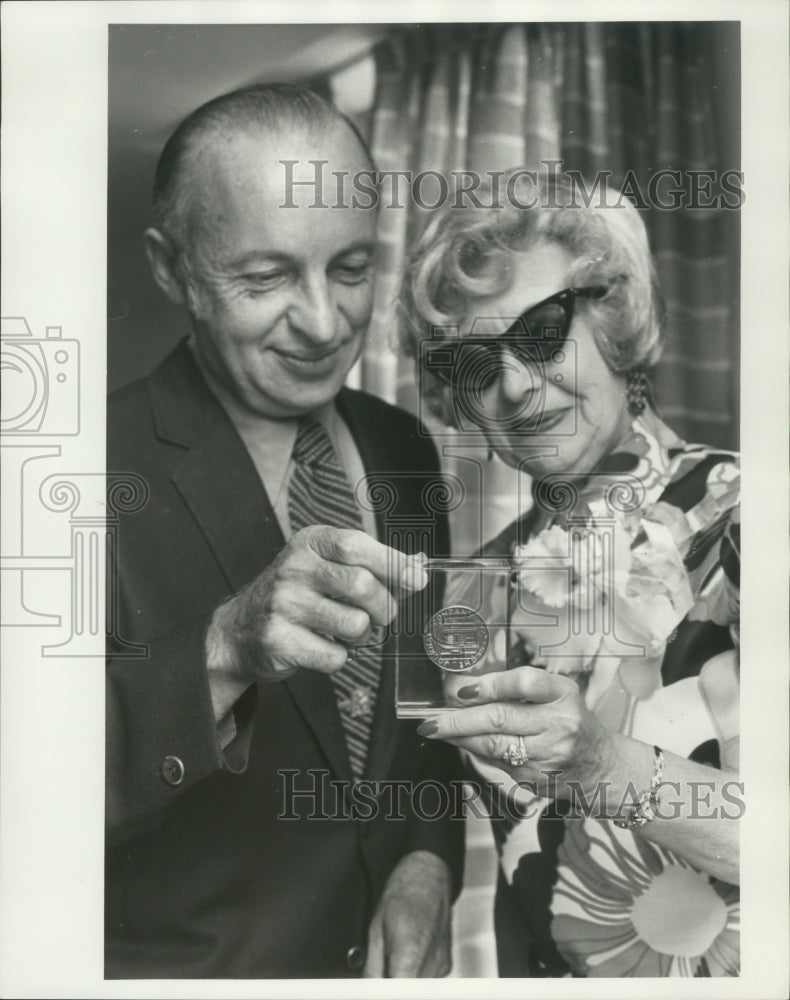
[180,121,375,257]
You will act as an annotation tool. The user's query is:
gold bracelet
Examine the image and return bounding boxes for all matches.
[615,745,665,830]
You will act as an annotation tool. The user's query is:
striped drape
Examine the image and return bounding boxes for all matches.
[559,23,740,450]
[353,23,739,464]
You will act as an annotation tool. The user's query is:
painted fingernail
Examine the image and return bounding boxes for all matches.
[457,684,479,700]
[416,720,438,737]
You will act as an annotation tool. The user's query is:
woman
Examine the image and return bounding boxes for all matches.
[400,171,740,978]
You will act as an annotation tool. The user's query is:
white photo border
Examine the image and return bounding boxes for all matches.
[1,1,788,997]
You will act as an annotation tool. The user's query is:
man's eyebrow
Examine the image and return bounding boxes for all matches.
[331,240,378,260]
[224,250,293,271]
[224,242,377,271]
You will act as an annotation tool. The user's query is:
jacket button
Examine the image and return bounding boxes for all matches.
[345,945,365,970]
[161,755,185,786]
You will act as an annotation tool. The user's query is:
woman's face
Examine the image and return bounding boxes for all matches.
[458,241,632,478]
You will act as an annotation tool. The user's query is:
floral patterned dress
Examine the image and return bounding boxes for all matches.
[468,412,740,978]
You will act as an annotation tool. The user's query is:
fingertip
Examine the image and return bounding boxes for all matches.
[347,608,371,640]
[328,645,349,672]
[400,561,428,592]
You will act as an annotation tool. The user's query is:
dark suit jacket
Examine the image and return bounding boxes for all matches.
[105,340,465,979]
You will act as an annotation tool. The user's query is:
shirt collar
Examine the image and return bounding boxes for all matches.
[187,339,337,502]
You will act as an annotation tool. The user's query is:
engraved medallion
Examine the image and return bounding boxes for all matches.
[423,605,489,672]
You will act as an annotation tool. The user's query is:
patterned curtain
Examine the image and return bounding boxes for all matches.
[341,23,739,553]
[559,23,740,451]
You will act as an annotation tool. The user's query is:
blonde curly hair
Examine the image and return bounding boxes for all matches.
[399,170,663,422]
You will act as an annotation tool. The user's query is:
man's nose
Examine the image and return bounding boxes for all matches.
[288,277,337,344]
[498,347,542,404]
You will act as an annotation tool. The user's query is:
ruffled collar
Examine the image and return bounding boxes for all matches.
[530,411,686,533]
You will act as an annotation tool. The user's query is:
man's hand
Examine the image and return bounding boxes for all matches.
[363,850,452,978]
[206,526,427,721]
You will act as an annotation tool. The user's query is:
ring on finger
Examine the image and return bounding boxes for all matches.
[501,735,529,767]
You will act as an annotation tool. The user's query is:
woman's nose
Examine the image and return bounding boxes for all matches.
[498,347,542,404]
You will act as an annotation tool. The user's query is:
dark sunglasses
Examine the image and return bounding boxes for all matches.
[422,286,609,392]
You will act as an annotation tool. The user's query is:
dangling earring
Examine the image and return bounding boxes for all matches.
[625,368,649,416]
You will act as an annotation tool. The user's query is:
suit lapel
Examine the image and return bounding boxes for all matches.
[151,343,286,594]
[172,417,284,593]
[150,342,354,782]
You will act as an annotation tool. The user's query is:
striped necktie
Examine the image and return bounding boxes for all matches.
[287,417,379,778]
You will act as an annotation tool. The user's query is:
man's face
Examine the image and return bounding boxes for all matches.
[177,123,376,418]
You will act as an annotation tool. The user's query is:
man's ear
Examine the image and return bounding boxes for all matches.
[144,228,187,305]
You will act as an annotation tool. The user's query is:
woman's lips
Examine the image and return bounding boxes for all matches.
[514,407,571,433]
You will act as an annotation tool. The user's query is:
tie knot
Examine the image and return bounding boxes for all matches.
[292,417,336,467]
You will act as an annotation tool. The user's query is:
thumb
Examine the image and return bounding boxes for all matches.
[387,937,423,978]
[362,910,385,978]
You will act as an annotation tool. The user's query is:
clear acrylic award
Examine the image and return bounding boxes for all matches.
[395,556,522,718]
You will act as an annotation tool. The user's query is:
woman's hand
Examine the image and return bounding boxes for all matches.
[421,666,614,798]
[428,664,741,884]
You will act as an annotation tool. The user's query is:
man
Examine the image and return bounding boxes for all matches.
[106,83,464,978]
